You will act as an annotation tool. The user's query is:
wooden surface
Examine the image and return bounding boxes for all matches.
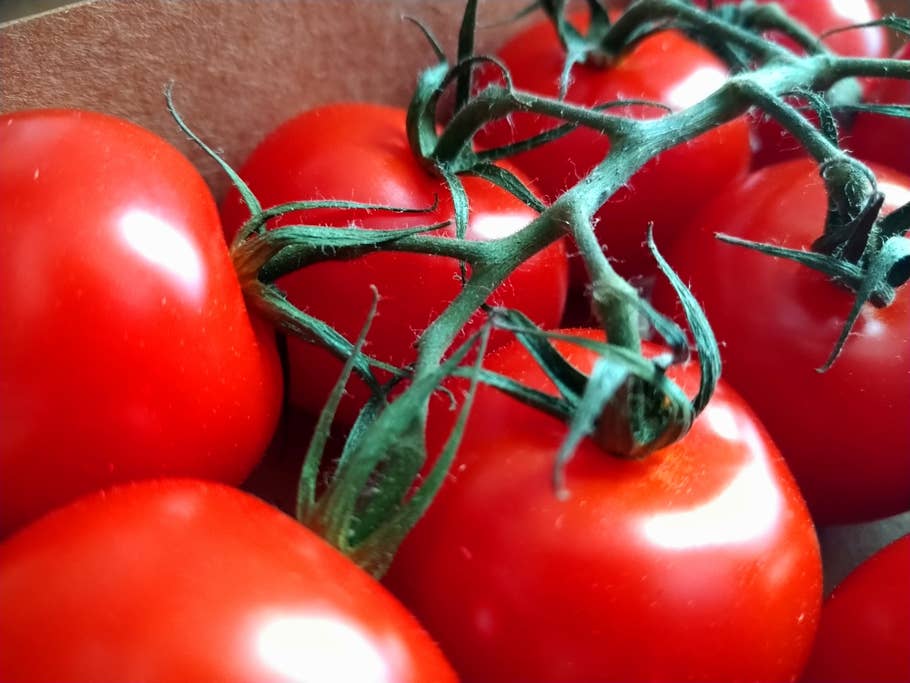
[3,0,907,197]
[0,0,528,197]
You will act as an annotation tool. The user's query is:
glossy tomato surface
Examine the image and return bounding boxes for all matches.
[802,535,910,682]
[849,43,910,176]
[386,330,822,683]
[474,16,751,281]
[220,103,568,425]
[654,158,910,524]
[0,479,456,683]
[0,110,282,536]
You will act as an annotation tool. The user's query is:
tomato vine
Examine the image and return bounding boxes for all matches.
[168,0,910,575]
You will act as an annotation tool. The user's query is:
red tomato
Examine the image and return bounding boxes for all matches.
[802,535,910,683]
[653,158,910,524]
[0,479,455,683]
[220,103,568,425]
[0,110,282,536]
[693,0,890,167]
[848,43,910,176]
[386,329,822,683]
[474,16,751,281]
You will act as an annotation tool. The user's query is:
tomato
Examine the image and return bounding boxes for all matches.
[473,15,751,282]
[848,43,910,177]
[802,535,910,682]
[0,479,455,683]
[653,158,910,524]
[0,110,282,537]
[220,103,568,425]
[386,329,822,683]
[694,0,890,167]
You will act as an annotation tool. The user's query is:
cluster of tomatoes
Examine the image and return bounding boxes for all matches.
[1,1,908,681]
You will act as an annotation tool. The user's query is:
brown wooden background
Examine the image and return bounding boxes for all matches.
[2,0,907,197]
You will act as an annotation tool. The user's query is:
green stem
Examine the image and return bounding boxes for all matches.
[412,51,908,388]
[602,0,794,63]
[737,1,827,56]
[736,81,842,163]
[434,86,633,165]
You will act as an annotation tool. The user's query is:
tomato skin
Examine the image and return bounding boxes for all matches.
[848,44,910,177]
[0,110,283,536]
[653,159,910,524]
[386,330,822,683]
[220,103,568,425]
[474,17,751,281]
[0,480,455,683]
[801,535,910,683]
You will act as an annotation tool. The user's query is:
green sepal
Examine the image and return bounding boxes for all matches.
[236,196,439,247]
[350,326,492,577]
[539,0,613,97]
[488,313,694,478]
[450,365,574,422]
[475,99,670,166]
[552,357,630,496]
[403,16,446,63]
[715,232,894,306]
[164,82,262,221]
[820,235,910,371]
[235,222,448,284]
[814,157,883,264]
[244,280,403,387]
[407,61,449,162]
[491,308,588,401]
[877,199,910,243]
[649,226,720,415]
[296,287,381,521]
[440,170,471,284]
[837,103,910,119]
[821,15,910,40]
[310,326,487,576]
[470,162,547,213]
[455,0,479,112]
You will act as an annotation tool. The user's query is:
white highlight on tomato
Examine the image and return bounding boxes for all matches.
[665,66,728,110]
[830,0,874,21]
[255,614,391,682]
[641,411,783,549]
[879,180,910,209]
[470,212,536,240]
[119,209,203,292]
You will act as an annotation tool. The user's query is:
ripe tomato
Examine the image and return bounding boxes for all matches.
[848,43,910,177]
[386,329,822,683]
[801,535,910,683]
[0,479,455,683]
[474,15,751,281]
[653,158,910,524]
[0,110,282,537]
[220,103,568,425]
[694,0,890,167]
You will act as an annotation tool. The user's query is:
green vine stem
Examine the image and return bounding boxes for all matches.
[168,0,910,576]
